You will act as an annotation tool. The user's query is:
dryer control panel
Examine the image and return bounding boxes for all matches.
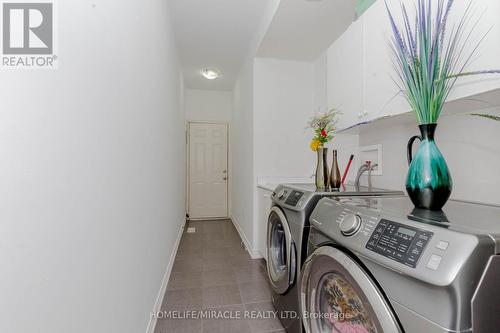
[284,190,304,206]
[366,219,433,268]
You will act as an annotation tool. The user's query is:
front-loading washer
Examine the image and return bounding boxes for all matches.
[301,196,500,333]
[266,184,403,333]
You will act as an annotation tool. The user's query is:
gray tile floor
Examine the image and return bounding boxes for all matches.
[155,219,285,333]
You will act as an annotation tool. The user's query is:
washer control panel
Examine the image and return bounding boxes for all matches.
[284,190,304,207]
[366,219,433,268]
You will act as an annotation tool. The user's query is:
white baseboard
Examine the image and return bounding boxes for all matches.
[230,216,263,260]
[146,219,186,333]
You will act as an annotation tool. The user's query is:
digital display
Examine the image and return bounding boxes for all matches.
[397,227,416,237]
[366,219,433,268]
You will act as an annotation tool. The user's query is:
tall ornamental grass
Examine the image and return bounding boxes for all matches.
[386,0,500,124]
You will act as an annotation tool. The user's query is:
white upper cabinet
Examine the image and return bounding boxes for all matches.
[366,0,500,117]
[327,18,364,130]
[326,0,500,130]
[363,0,408,121]
[445,0,500,101]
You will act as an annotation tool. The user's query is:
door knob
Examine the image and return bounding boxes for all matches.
[222,170,227,174]
[223,176,228,181]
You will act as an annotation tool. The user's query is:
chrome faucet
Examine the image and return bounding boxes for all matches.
[367,163,378,189]
[354,162,371,188]
[355,161,378,188]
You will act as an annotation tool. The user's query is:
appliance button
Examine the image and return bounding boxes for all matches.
[436,241,449,251]
[407,256,417,264]
[426,254,442,271]
[418,234,430,241]
[385,248,395,256]
[277,190,285,199]
[340,214,362,236]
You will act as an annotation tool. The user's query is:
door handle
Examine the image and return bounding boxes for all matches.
[222,170,227,174]
[223,176,228,181]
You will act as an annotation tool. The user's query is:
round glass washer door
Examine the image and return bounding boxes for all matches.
[266,206,296,295]
[300,246,403,333]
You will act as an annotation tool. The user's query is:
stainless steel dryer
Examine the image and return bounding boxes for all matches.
[266,184,403,333]
[301,196,500,333]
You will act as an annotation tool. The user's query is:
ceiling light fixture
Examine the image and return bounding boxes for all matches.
[201,68,221,80]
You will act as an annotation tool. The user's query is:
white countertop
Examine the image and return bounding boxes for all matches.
[257,176,314,192]
[257,183,280,192]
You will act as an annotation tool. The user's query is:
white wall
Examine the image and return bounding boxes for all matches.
[185,89,232,122]
[227,0,281,256]
[313,51,328,114]
[0,1,185,333]
[251,58,319,256]
[232,57,339,255]
[254,58,316,179]
[231,58,256,250]
[358,109,500,206]
[231,57,320,256]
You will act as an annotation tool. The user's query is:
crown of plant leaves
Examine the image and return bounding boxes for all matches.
[386,0,500,125]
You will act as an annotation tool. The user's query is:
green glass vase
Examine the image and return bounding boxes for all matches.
[406,124,452,211]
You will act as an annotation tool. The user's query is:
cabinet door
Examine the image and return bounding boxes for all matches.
[364,0,500,118]
[328,18,364,130]
[257,189,273,260]
[364,0,408,121]
[446,0,500,101]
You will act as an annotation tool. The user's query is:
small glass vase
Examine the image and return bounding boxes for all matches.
[330,149,341,190]
[406,124,452,210]
[315,147,329,190]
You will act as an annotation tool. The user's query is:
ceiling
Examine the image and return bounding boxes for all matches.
[257,0,356,61]
[168,0,279,91]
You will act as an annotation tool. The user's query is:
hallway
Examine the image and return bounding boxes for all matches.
[155,220,285,333]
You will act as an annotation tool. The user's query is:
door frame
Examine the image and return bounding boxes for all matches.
[186,120,230,220]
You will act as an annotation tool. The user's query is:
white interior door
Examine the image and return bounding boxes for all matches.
[188,122,228,219]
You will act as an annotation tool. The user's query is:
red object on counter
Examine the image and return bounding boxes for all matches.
[341,155,354,185]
